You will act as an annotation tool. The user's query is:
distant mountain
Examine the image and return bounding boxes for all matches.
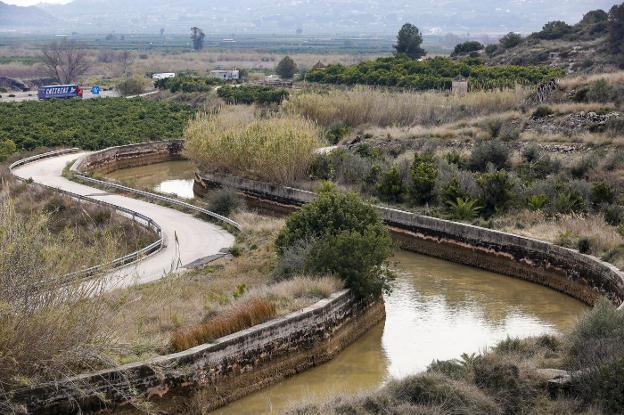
[14,0,624,34]
[0,1,57,28]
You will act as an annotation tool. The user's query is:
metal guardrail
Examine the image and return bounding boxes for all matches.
[9,149,165,282]
[70,156,241,231]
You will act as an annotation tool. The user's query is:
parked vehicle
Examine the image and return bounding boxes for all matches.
[37,85,83,100]
[152,72,176,80]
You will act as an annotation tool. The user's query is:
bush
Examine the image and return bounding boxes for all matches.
[452,41,484,56]
[477,171,515,216]
[447,197,481,221]
[0,139,16,161]
[468,140,510,172]
[572,359,624,414]
[275,189,393,298]
[184,107,321,184]
[531,105,554,118]
[591,181,616,205]
[386,373,502,414]
[377,165,404,203]
[116,75,148,96]
[154,75,222,93]
[604,204,624,226]
[499,32,523,49]
[410,153,438,204]
[485,44,498,57]
[539,21,572,39]
[578,237,591,254]
[217,85,289,105]
[206,188,241,216]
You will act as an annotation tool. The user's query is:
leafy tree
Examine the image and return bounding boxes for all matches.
[275,189,393,298]
[608,3,624,67]
[190,27,205,51]
[539,21,572,39]
[276,56,298,79]
[394,23,426,59]
[484,44,498,57]
[452,41,484,56]
[410,153,438,204]
[40,39,90,84]
[499,32,523,49]
[581,9,609,26]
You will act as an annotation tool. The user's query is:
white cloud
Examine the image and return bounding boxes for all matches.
[5,0,72,6]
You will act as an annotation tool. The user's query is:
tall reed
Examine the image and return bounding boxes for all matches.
[184,106,322,184]
[283,86,527,128]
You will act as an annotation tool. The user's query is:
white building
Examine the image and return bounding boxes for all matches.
[152,72,176,80]
[209,70,240,81]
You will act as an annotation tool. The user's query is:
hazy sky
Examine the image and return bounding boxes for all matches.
[5,0,71,5]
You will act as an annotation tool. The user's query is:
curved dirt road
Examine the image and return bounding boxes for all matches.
[12,152,234,289]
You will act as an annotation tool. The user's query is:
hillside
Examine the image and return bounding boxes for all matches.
[0,1,57,28]
[483,7,621,73]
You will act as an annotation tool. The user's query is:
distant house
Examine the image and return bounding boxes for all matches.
[209,70,240,81]
[152,72,175,80]
[452,75,468,95]
[311,61,326,70]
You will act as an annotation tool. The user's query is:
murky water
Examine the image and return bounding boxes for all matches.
[104,160,196,199]
[212,251,587,415]
[108,161,588,414]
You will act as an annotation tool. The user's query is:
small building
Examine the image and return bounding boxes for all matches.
[452,75,468,95]
[209,70,240,81]
[152,72,176,80]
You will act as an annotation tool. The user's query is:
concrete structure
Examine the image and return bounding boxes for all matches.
[152,72,176,80]
[10,290,383,414]
[452,75,468,95]
[209,69,239,81]
[196,171,624,308]
[12,146,234,291]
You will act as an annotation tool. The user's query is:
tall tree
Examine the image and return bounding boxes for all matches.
[190,27,205,51]
[393,23,426,59]
[40,39,90,84]
[608,3,624,67]
[276,56,297,79]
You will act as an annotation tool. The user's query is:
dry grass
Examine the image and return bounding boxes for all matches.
[559,71,624,91]
[283,86,527,128]
[170,298,277,351]
[493,210,623,257]
[184,106,322,184]
[0,198,118,401]
[102,211,343,360]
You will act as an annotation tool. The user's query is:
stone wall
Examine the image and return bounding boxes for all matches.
[73,140,184,174]
[11,288,384,414]
[197,171,624,309]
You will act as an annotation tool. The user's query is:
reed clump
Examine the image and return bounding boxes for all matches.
[282,86,527,128]
[184,106,322,184]
[170,298,277,351]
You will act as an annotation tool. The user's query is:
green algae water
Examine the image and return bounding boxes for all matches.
[212,251,587,415]
[107,161,588,414]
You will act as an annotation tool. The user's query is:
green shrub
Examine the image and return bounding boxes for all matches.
[410,153,438,204]
[325,122,351,145]
[377,165,404,203]
[578,238,591,254]
[468,140,510,172]
[499,32,523,49]
[552,191,585,214]
[477,171,515,216]
[452,41,484,56]
[154,75,222,92]
[275,189,393,297]
[527,194,548,210]
[206,189,241,216]
[532,105,554,118]
[0,139,16,161]
[116,75,148,96]
[591,181,616,205]
[447,197,481,221]
[603,204,624,226]
[573,359,624,414]
[217,85,289,105]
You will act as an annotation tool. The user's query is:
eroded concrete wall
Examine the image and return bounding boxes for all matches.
[197,171,624,308]
[74,140,184,174]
